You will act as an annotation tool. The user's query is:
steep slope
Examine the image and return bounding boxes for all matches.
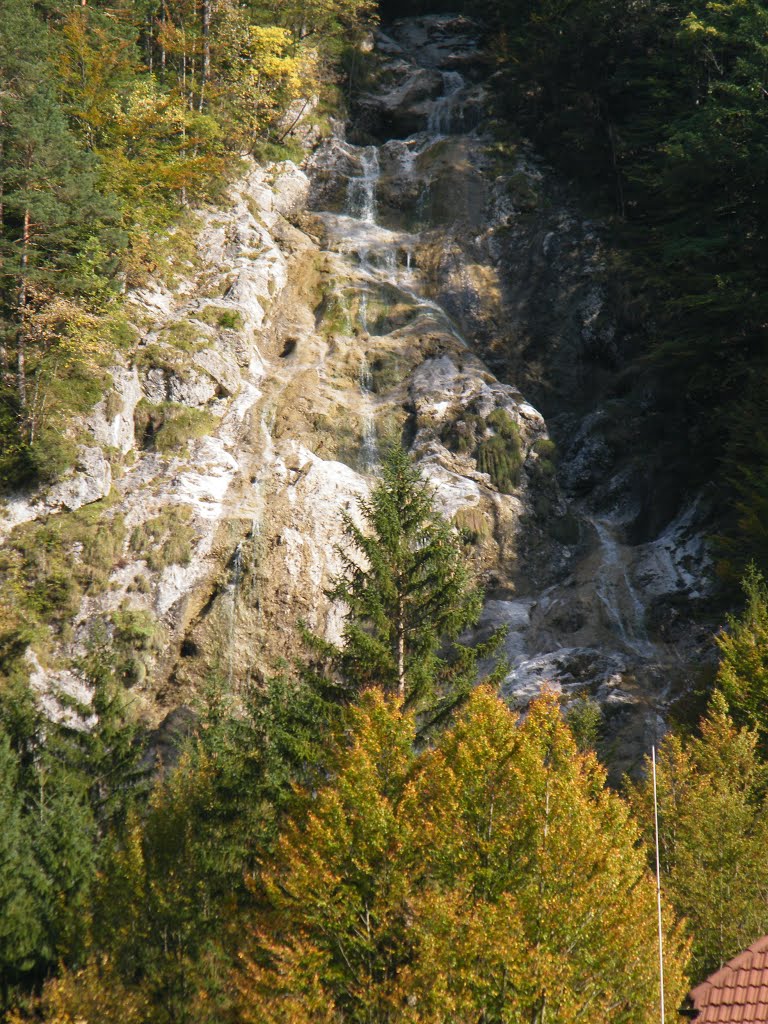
[0,14,715,770]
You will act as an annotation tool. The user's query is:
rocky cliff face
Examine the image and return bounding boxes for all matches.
[0,14,716,772]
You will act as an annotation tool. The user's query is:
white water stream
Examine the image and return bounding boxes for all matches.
[428,70,465,134]
[301,18,708,759]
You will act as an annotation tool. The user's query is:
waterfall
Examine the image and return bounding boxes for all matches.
[227,542,243,687]
[346,147,380,224]
[428,71,465,135]
[359,291,369,332]
[590,517,653,656]
[359,354,378,472]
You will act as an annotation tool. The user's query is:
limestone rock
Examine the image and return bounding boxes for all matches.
[89,366,142,454]
[46,446,112,512]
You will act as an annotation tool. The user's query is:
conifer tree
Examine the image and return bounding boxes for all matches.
[630,692,768,980]
[305,446,506,720]
[0,733,43,1007]
[714,565,768,745]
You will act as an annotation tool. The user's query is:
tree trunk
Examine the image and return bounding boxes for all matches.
[396,592,406,699]
[199,0,210,112]
[16,207,30,413]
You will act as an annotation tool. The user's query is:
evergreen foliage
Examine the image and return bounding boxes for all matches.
[89,675,328,1023]
[460,0,768,574]
[714,565,768,745]
[630,692,768,978]
[304,445,506,719]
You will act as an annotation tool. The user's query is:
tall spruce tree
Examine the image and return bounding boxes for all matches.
[0,733,43,1007]
[305,446,506,720]
[714,565,768,745]
[630,692,768,980]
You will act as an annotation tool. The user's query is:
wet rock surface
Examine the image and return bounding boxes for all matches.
[1,14,717,772]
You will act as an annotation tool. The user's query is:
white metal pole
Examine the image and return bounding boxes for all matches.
[652,744,666,1024]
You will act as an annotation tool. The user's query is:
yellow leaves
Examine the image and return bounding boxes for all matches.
[112,78,188,145]
[21,286,104,368]
[236,688,690,1023]
[680,11,721,37]
[214,9,317,145]
[55,9,137,149]
[10,956,149,1024]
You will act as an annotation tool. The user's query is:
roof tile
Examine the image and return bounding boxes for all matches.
[690,937,768,1022]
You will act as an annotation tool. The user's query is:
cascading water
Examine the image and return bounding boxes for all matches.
[359,354,379,472]
[301,14,708,769]
[358,290,369,332]
[346,147,380,224]
[428,70,465,135]
[590,517,654,657]
[227,542,243,687]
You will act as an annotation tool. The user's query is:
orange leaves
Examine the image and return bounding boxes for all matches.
[235,688,690,1023]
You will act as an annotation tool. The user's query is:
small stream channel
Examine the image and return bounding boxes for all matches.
[298,14,712,770]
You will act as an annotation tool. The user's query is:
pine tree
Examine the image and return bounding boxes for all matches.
[0,732,44,1008]
[714,565,768,744]
[89,674,328,1024]
[305,446,506,721]
[28,757,97,968]
[630,692,768,980]
[0,0,120,479]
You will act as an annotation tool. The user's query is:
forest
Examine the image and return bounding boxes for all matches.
[3,0,768,1019]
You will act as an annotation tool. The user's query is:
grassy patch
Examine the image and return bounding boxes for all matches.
[477,434,523,493]
[442,406,524,493]
[252,138,305,164]
[195,305,244,331]
[531,436,558,479]
[159,319,212,352]
[0,497,127,675]
[130,505,196,571]
[317,285,354,338]
[109,603,164,687]
[441,412,484,454]
[134,400,218,452]
[453,505,493,546]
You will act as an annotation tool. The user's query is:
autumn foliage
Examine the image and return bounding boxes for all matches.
[235,688,690,1023]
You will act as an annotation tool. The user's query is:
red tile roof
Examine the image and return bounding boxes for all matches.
[690,936,768,1022]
